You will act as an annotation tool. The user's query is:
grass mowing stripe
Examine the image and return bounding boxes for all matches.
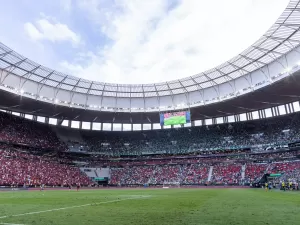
[0,196,149,219]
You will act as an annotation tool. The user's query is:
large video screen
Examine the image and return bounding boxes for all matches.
[160,111,191,126]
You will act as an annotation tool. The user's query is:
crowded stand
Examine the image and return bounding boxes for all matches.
[244,163,269,183]
[0,112,66,150]
[81,114,300,156]
[210,163,241,185]
[268,161,300,174]
[109,164,208,186]
[0,110,291,158]
[0,110,300,187]
[0,144,91,187]
[181,163,209,184]
[110,165,182,185]
[109,160,300,186]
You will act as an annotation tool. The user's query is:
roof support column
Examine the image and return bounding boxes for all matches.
[191,120,195,127]
[285,104,290,114]
[246,112,252,121]
[288,102,294,113]
[223,116,228,124]
[234,114,240,122]
[45,117,49,125]
[271,107,276,117]
[212,118,217,125]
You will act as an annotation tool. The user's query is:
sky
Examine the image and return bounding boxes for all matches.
[0,0,289,84]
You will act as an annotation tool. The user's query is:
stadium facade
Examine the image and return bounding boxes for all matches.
[0,1,300,130]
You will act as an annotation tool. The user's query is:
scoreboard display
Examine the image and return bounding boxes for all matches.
[160,111,191,126]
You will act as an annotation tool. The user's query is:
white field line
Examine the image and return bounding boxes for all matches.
[0,223,26,225]
[0,196,148,219]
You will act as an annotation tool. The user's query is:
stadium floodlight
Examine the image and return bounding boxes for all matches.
[20,89,24,94]
[54,99,59,104]
[285,67,291,73]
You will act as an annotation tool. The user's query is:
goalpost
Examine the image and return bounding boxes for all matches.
[162,181,181,189]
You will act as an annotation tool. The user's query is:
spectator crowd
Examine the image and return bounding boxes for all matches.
[109,160,300,186]
[0,146,91,186]
[0,112,66,150]
[0,111,300,187]
[81,114,300,156]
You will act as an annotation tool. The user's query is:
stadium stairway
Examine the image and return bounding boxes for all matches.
[80,168,95,179]
[52,126,86,151]
[208,166,213,182]
[265,164,272,173]
[241,164,246,180]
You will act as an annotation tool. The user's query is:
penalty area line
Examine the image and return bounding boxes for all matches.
[0,196,148,219]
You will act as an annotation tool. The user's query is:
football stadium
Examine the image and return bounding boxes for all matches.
[1,0,300,224]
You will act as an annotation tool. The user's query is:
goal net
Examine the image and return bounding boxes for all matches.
[162,181,181,189]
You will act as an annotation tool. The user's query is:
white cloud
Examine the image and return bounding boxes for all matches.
[61,0,73,12]
[62,0,289,84]
[24,17,81,46]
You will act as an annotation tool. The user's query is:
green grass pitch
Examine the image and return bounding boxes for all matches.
[164,116,186,125]
[0,188,299,225]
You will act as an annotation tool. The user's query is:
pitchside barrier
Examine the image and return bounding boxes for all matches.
[0,187,28,191]
[110,183,247,188]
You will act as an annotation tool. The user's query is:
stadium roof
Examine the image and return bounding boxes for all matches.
[0,71,300,124]
[0,0,300,98]
[1,1,300,124]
